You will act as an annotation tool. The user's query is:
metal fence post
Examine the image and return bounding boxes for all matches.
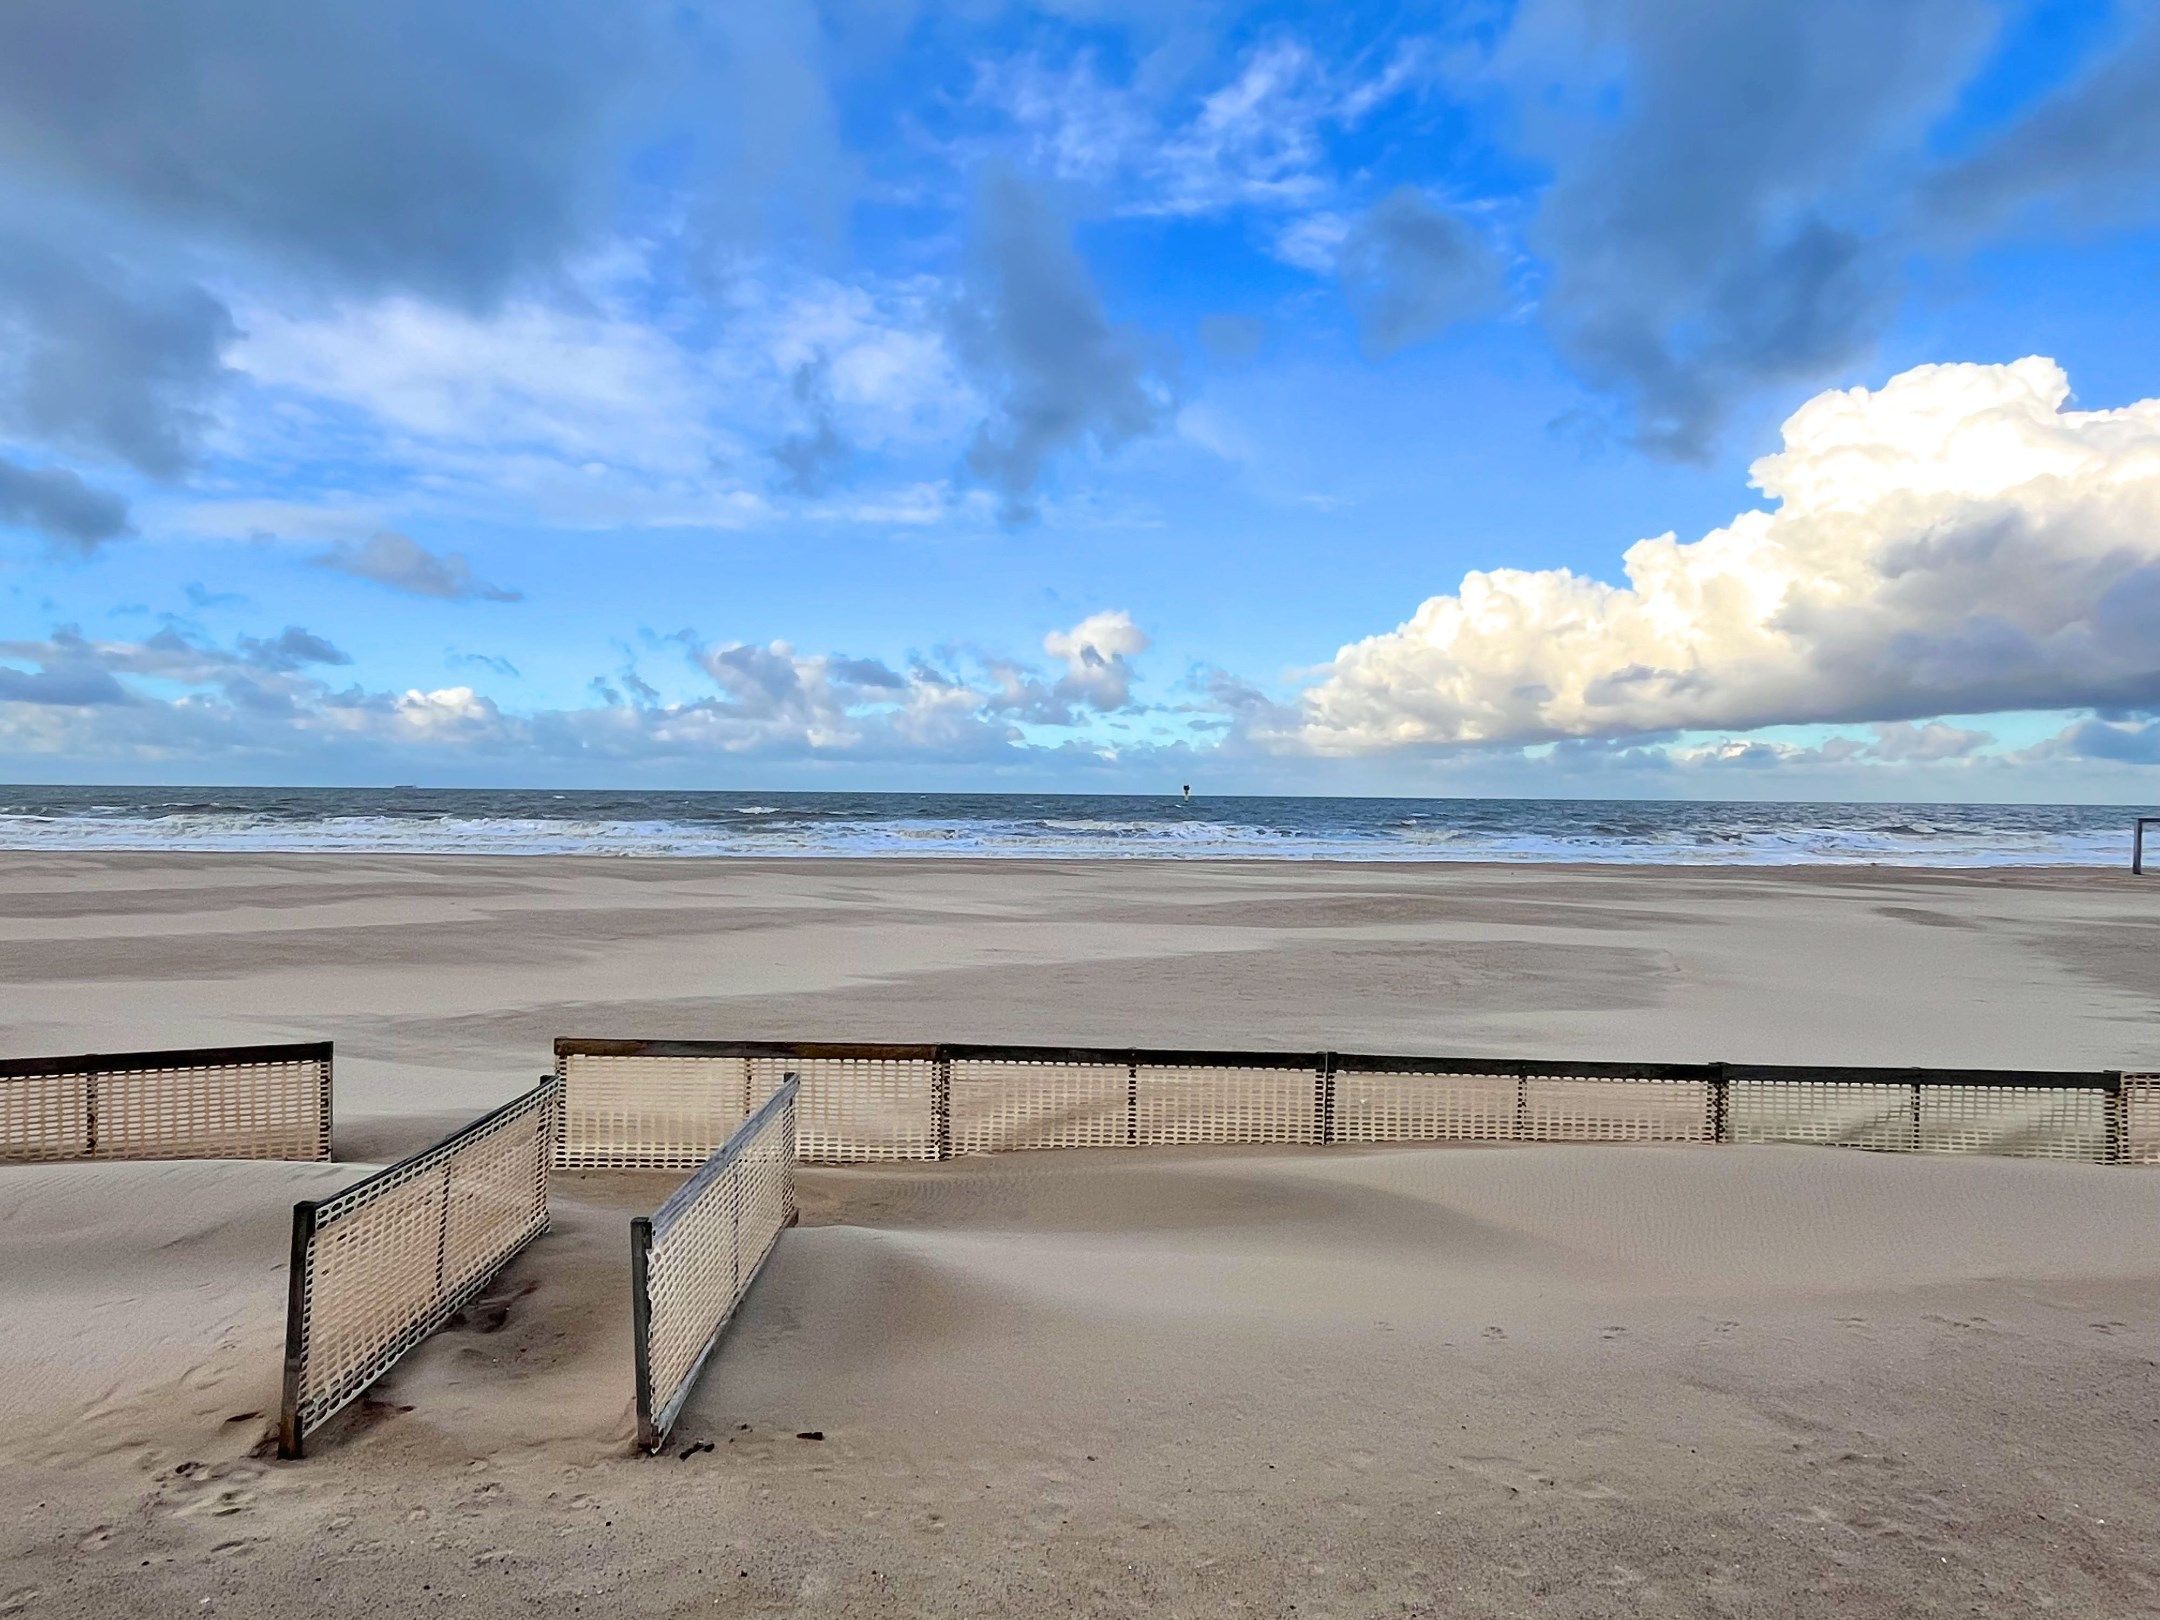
[1126,1051,1138,1146]
[278,1200,319,1459]
[1513,1073,1529,1140]
[2104,1073,2125,1164]
[1709,1062,1729,1144]
[84,1070,99,1158]
[1316,1052,1337,1145]
[629,1216,657,1452]
[932,1047,952,1161]
[1909,1076,1924,1152]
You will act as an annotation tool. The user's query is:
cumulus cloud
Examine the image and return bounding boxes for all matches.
[0,458,131,552]
[1042,610,1149,712]
[950,171,1171,523]
[312,533,523,603]
[1337,188,1507,357]
[1272,358,2160,753]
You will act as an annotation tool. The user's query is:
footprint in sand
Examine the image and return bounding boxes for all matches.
[1481,1325,1507,1341]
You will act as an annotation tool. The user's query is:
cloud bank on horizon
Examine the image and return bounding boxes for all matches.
[1,0,2158,795]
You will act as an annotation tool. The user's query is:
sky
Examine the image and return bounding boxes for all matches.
[2,0,2160,800]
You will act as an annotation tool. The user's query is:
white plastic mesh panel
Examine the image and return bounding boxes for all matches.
[0,1073,90,1162]
[287,1081,555,1447]
[1135,1061,1320,1145]
[1728,1081,1915,1151]
[748,1055,935,1162]
[1521,1076,1712,1142]
[638,1093,796,1446]
[2126,1076,2160,1165]
[949,1058,1132,1153]
[1912,1085,2108,1161]
[557,1053,755,1169]
[1,1052,329,1163]
[1335,1069,1519,1143]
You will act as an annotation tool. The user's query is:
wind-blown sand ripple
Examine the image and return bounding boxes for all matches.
[2,855,2157,1616]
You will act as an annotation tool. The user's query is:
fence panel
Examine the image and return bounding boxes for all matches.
[553,1039,2144,1169]
[2127,1076,2160,1165]
[557,1050,756,1170]
[950,1056,1131,1153]
[1914,1083,2110,1161]
[279,1077,557,1458]
[1728,1079,1914,1151]
[1335,1066,1519,1144]
[632,1078,798,1452]
[0,1042,331,1163]
[556,1043,934,1167]
[1134,1055,1320,1145]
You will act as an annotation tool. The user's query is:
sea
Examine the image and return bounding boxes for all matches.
[0,785,2147,866]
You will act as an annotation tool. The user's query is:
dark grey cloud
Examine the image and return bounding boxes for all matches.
[1504,0,1995,458]
[313,534,523,603]
[1338,188,1507,357]
[0,659,131,706]
[233,627,351,672]
[0,623,348,727]
[0,0,658,304]
[1924,8,2160,237]
[0,236,235,479]
[770,360,853,496]
[951,170,1171,523]
[0,456,130,552]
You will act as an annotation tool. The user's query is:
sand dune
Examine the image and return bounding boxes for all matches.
[3,855,2159,1616]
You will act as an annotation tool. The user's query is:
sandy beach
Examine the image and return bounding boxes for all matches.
[4,854,2159,1617]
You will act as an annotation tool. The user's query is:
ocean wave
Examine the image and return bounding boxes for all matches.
[0,799,2131,866]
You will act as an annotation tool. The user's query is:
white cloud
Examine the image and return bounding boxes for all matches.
[1043,608,1149,711]
[971,37,1437,223]
[1269,358,2160,753]
[234,293,713,472]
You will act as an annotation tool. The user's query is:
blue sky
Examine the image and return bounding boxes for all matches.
[3,0,2160,798]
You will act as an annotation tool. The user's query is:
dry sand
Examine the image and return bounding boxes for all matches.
[2,853,2158,1617]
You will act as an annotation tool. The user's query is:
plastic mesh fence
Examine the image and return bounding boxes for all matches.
[557,1046,934,1167]
[1730,1076,2113,1161]
[279,1077,557,1457]
[1134,1058,1320,1145]
[2123,1075,2160,1165]
[554,1040,2140,1169]
[556,1052,757,1170]
[0,1043,331,1163]
[951,1057,1133,1152]
[632,1079,797,1452]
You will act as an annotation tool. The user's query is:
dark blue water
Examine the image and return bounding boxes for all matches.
[0,785,2144,865]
